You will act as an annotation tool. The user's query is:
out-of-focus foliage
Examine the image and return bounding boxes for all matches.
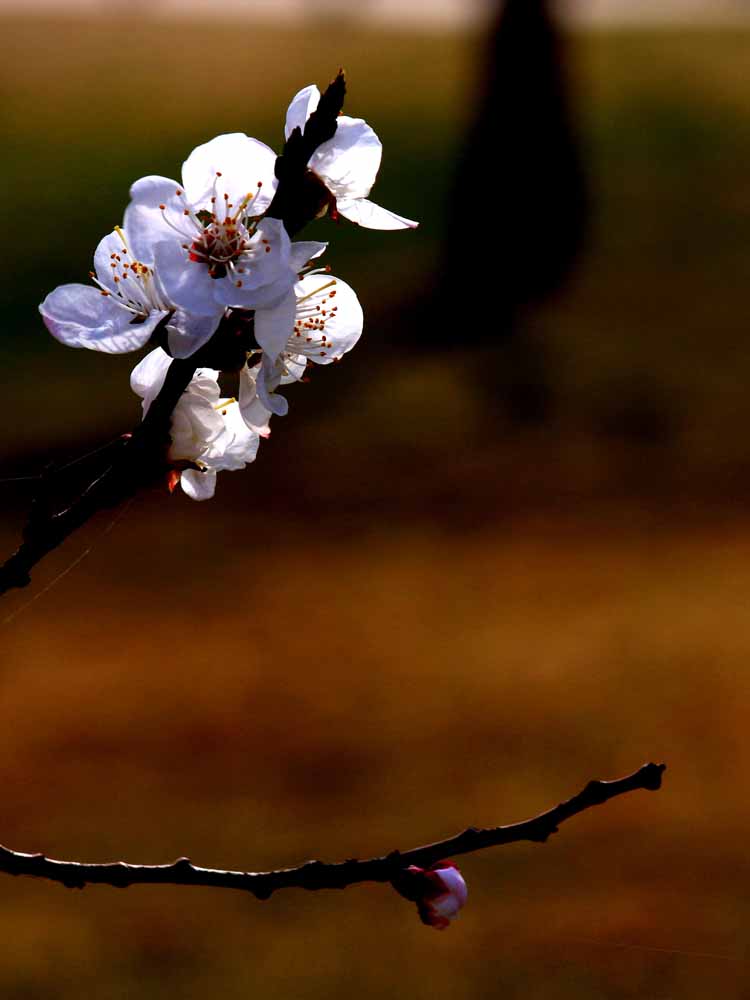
[1,15,749,1000]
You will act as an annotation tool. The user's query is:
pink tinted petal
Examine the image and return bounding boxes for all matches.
[433,866,468,907]
[417,901,450,930]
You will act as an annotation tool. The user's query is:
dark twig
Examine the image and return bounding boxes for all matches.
[266,69,346,236]
[0,358,197,596]
[0,763,665,898]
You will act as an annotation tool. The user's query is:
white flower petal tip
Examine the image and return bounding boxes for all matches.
[285,85,321,140]
[283,88,418,232]
[337,198,419,231]
[393,862,468,931]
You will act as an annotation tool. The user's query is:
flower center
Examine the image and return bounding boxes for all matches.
[159,174,266,282]
[291,279,339,357]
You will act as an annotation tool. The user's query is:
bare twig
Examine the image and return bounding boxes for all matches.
[0,763,665,898]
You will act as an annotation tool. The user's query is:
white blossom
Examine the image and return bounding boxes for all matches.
[39,226,221,357]
[285,85,418,231]
[125,134,299,318]
[130,348,267,501]
[250,271,363,417]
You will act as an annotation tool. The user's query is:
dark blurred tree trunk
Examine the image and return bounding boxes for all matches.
[427,0,589,423]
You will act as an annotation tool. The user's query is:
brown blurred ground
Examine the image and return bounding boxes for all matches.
[1,13,750,1000]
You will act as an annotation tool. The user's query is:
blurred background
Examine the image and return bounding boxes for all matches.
[2,0,750,996]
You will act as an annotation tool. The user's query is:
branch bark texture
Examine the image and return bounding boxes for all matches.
[0,763,665,898]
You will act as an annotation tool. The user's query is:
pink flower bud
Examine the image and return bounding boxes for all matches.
[393,861,468,930]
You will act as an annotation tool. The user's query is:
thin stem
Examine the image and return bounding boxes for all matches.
[0,763,665,898]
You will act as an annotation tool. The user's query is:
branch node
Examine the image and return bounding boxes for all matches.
[641,761,666,790]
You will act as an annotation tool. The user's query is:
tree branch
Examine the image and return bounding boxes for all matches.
[0,763,665,898]
[0,73,347,597]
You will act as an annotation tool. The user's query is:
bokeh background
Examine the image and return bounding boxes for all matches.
[2,1,750,996]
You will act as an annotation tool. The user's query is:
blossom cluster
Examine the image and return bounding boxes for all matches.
[39,83,417,501]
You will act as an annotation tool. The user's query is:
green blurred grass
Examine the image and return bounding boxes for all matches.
[2,15,750,1000]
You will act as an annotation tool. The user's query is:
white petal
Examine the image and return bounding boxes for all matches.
[293,273,363,364]
[125,175,182,261]
[310,117,382,202]
[166,310,222,359]
[40,285,162,354]
[336,197,418,231]
[181,468,217,501]
[434,867,468,906]
[211,402,260,468]
[130,347,172,414]
[170,394,225,460]
[93,229,130,292]
[289,240,327,273]
[257,360,289,417]
[285,85,320,140]
[254,289,296,361]
[153,240,222,316]
[278,353,306,384]
[239,365,272,436]
[181,133,277,214]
